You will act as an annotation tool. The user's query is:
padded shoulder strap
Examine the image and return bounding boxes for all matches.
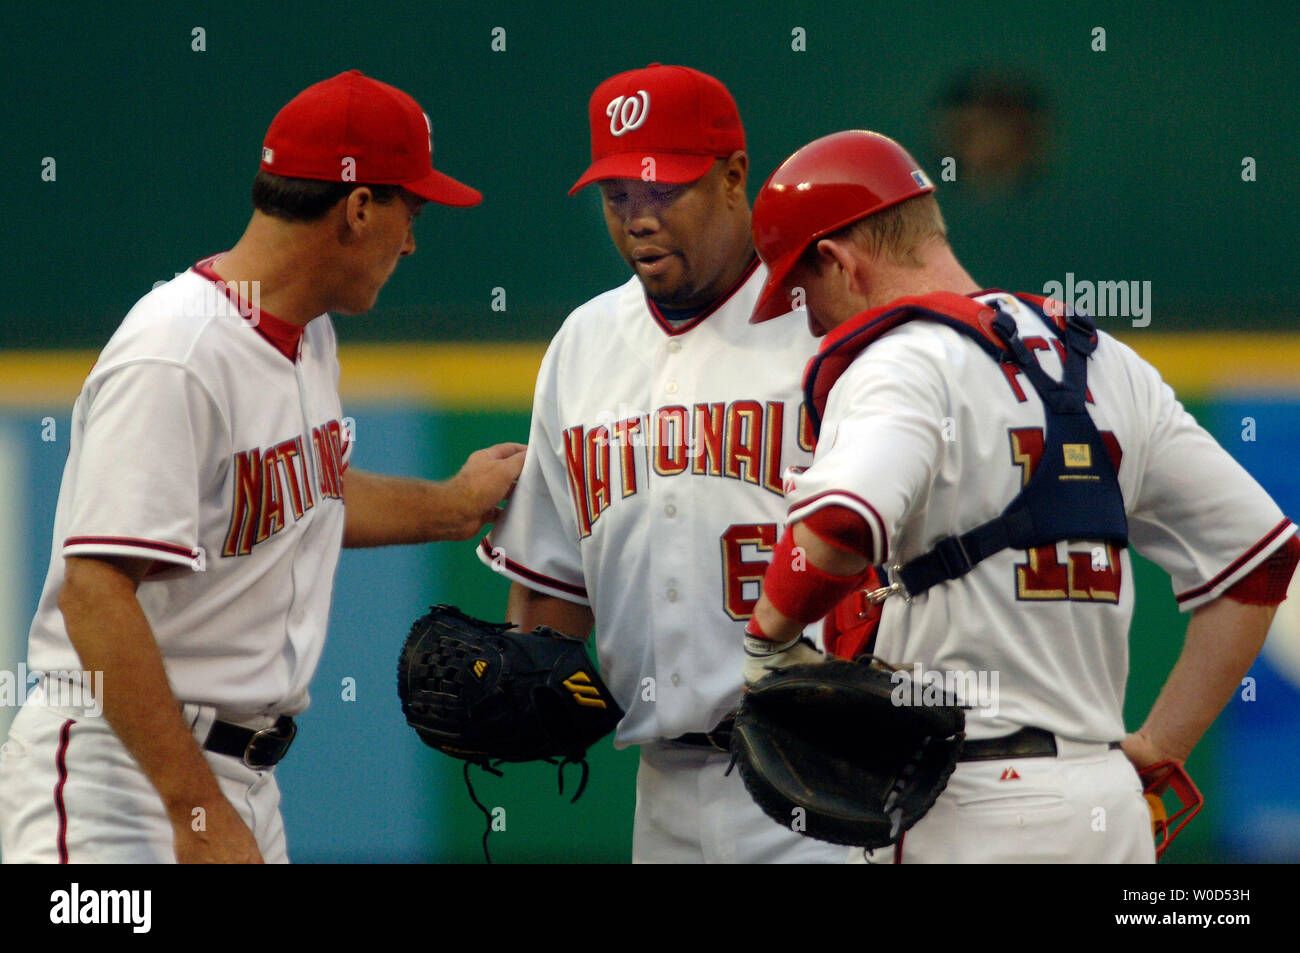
[893,301,1127,598]
[802,292,1007,438]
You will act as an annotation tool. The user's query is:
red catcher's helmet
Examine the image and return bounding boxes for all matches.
[750,130,935,323]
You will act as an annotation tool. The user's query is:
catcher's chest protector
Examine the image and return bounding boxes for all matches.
[804,292,1128,598]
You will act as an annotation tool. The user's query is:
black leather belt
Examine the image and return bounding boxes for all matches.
[204,715,297,769]
[670,717,734,752]
[959,725,1121,762]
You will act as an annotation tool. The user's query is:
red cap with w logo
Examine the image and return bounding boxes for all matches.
[569,63,745,195]
[260,70,481,207]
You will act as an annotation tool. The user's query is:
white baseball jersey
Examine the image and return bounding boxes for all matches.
[787,290,1296,744]
[479,261,820,745]
[25,256,352,717]
[3,257,353,864]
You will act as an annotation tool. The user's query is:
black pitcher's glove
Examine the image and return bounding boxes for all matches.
[397,604,623,765]
[730,657,965,848]
[397,605,624,862]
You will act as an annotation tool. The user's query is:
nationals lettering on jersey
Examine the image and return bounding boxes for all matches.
[224,420,348,556]
[26,264,351,715]
[482,266,823,744]
[562,401,815,537]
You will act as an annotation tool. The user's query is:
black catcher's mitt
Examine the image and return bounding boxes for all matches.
[397,604,623,767]
[731,657,965,848]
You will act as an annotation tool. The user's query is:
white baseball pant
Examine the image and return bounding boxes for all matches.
[0,679,289,864]
[631,741,851,864]
[856,737,1156,863]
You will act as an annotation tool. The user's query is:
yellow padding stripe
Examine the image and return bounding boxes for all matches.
[1113,332,1300,393]
[0,343,548,409]
[339,343,546,407]
[0,335,1296,409]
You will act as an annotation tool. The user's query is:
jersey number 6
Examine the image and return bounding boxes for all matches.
[720,523,778,619]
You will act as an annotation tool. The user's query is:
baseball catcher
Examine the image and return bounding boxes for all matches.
[731,651,965,848]
[397,604,623,860]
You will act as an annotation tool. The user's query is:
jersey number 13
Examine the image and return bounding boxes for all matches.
[1010,427,1123,603]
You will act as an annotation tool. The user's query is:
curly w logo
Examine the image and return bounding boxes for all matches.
[606,91,650,136]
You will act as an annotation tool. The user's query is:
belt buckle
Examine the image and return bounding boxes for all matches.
[243,717,296,769]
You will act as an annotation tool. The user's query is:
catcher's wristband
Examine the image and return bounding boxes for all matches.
[763,529,870,625]
[744,617,799,658]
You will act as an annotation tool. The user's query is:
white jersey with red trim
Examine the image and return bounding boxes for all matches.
[479,261,820,745]
[786,290,1295,743]
[25,257,352,716]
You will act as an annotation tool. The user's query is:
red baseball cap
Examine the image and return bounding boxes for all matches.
[569,64,745,195]
[260,70,481,207]
[750,130,935,323]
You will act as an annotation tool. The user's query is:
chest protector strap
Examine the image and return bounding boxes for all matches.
[892,302,1128,598]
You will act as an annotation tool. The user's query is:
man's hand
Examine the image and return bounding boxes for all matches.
[342,442,526,547]
[1120,729,1172,774]
[171,797,264,864]
[448,442,527,537]
[743,628,824,687]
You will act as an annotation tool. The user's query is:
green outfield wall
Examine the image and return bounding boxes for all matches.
[3,0,1296,350]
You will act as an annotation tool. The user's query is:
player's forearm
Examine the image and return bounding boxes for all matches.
[751,595,803,646]
[342,469,482,546]
[58,556,226,822]
[506,582,595,639]
[343,445,526,547]
[751,522,870,644]
[1135,596,1276,763]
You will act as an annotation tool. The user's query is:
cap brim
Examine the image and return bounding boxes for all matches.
[749,252,803,323]
[404,167,482,207]
[568,152,717,196]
